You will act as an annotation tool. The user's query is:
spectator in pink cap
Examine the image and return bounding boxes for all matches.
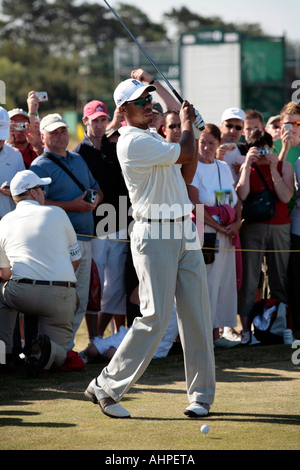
[73,100,130,341]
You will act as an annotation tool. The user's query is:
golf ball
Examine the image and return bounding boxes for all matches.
[201,424,210,435]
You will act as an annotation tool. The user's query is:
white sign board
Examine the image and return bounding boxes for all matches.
[181,42,241,126]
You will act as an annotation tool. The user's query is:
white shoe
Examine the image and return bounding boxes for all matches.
[84,378,130,419]
[223,327,242,342]
[184,402,210,417]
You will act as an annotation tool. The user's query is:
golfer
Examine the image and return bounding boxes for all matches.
[85,78,215,419]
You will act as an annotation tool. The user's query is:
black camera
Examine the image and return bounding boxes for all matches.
[257,147,270,156]
[84,190,98,203]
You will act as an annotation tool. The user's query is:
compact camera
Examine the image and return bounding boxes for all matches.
[35,91,48,102]
[12,122,27,131]
[284,123,293,132]
[84,190,98,203]
[257,147,270,156]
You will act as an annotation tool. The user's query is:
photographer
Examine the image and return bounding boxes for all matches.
[8,91,46,167]
[236,129,294,344]
[30,113,103,352]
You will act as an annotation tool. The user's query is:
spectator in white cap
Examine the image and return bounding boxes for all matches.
[0,169,81,376]
[0,107,25,219]
[217,107,246,183]
[30,112,103,355]
[265,114,281,141]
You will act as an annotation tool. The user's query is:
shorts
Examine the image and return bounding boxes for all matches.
[91,236,129,315]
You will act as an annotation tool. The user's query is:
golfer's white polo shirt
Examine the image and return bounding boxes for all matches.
[117,127,193,220]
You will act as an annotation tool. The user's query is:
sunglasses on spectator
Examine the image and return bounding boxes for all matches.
[225,123,243,131]
[168,123,181,130]
[32,185,45,191]
[126,95,153,107]
[284,121,300,127]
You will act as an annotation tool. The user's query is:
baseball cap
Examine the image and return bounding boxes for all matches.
[152,102,163,115]
[0,107,10,140]
[114,78,156,107]
[83,100,110,120]
[266,115,281,127]
[8,108,30,121]
[40,113,69,132]
[221,107,245,123]
[10,170,52,196]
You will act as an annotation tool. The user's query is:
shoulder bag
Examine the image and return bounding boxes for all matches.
[242,163,276,223]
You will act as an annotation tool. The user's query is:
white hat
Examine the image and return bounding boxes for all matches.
[0,107,10,140]
[114,78,156,107]
[40,113,69,132]
[8,108,30,121]
[10,170,52,196]
[221,107,245,123]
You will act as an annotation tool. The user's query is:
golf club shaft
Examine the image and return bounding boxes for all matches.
[103,0,183,104]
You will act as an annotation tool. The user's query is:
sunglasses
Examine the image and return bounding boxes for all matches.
[284,121,300,127]
[126,95,153,107]
[225,123,243,131]
[32,185,45,191]
[168,123,181,130]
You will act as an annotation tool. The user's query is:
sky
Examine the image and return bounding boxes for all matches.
[104,0,300,43]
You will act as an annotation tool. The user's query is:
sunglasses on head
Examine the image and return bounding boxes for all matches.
[225,123,243,131]
[168,123,181,130]
[126,95,153,107]
[285,121,300,128]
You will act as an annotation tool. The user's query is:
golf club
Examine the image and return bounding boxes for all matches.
[103,0,205,130]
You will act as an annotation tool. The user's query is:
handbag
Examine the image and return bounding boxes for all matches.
[202,232,217,264]
[242,163,276,223]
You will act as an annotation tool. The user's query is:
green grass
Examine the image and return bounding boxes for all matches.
[0,321,299,451]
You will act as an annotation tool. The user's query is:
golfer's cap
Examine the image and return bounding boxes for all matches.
[40,113,69,132]
[10,170,52,196]
[83,100,110,120]
[114,78,156,107]
[0,106,10,140]
[221,107,245,123]
[266,115,281,127]
[8,108,30,121]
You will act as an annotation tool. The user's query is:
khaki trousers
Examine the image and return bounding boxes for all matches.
[98,219,216,406]
[0,280,77,369]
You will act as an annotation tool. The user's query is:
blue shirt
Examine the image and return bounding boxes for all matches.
[30,149,99,240]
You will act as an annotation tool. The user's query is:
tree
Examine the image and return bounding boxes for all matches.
[163,7,265,39]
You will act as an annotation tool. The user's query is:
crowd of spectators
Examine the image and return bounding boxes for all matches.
[1,68,299,376]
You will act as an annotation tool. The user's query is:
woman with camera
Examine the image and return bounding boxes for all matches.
[236,129,294,344]
[188,123,242,348]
